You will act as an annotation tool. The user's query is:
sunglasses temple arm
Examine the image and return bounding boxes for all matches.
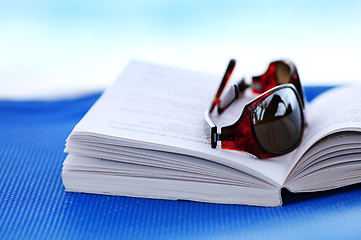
[217,78,249,114]
[204,110,220,148]
[209,59,236,113]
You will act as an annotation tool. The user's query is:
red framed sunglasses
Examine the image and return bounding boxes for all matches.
[205,59,305,159]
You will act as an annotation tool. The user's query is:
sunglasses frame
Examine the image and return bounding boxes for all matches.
[216,60,305,115]
[252,60,305,107]
[205,60,305,159]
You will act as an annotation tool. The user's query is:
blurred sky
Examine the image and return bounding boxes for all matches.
[1,0,361,98]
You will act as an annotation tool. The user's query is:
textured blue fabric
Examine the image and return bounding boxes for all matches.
[1,86,361,240]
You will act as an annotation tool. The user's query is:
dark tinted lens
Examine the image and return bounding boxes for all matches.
[252,88,302,153]
[275,62,291,84]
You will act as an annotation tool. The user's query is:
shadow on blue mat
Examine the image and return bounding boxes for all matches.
[281,182,361,205]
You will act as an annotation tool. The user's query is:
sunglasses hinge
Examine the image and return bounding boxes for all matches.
[216,132,222,142]
[210,128,223,149]
[210,126,218,148]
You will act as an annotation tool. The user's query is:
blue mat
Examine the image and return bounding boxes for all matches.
[1,86,361,240]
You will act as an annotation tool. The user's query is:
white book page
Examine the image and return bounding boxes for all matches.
[288,85,361,175]
[289,137,361,182]
[71,60,294,186]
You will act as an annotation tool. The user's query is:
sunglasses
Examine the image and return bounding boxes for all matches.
[205,59,305,159]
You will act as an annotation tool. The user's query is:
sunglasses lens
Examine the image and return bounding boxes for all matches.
[252,87,303,153]
[275,62,291,84]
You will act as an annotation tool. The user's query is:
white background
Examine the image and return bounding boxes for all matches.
[1,0,361,98]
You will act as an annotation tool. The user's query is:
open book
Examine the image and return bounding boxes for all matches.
[62,60,361,207]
